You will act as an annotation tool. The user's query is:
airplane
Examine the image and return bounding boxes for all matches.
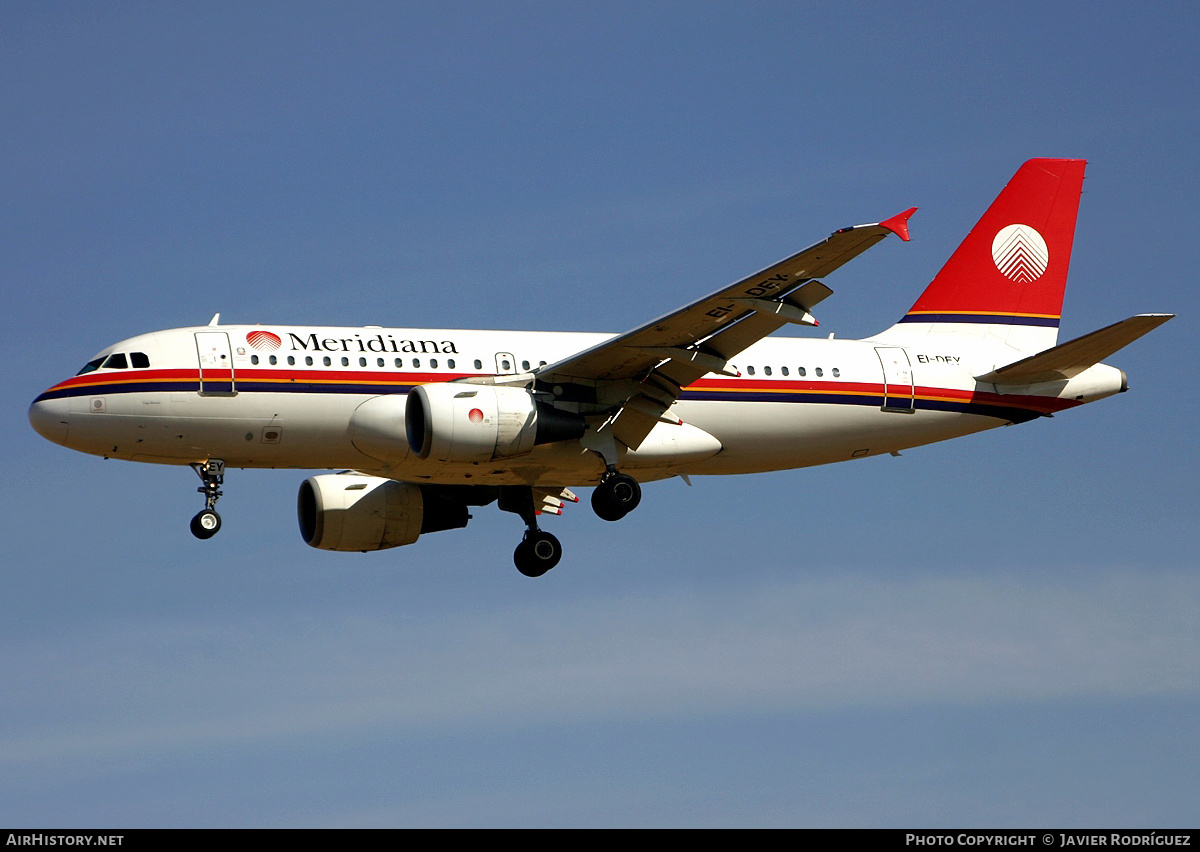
[28,159,1173,577]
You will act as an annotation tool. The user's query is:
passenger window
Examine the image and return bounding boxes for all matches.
[269,355,277,365]
[448,359,456,369]
[377,358,385,367]
[413,359,421,368]
[764,366,772,376]
[395,358,403,368]
[251,355,260,365]
[832,368,840,378]
[781,366,789,376]
[431,359,439,369]
[359,357,367,367]
[747,366,755,376]
[501,359,511,371]
[815,367,823,377]
[340,357,349,367]
[474,359,483,370]
[102,353,128,369]
[289,356,296,366]
[521,360,530,371]
[323,356,332,367]
[539,361,547,367]
[131,352,150,368]
[305,356,313,366]
[798,367,806,377]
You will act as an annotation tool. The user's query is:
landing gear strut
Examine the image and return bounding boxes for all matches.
[189,459,225,540]
[499,486,562,577]
[591,468,641,522]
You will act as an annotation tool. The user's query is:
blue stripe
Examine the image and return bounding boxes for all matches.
[899,313,1060,327]
[35,381,198,401]
[35,381,417,401]
[39,381,1041,423]
[679,389,1038,421]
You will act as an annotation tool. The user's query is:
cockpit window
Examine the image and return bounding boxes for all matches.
[76,357,105,375]
[131,352,150,368]
[102,353,128,369]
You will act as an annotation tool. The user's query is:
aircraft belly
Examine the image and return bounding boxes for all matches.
[67,383,1007,482]
[677,399,1000,475]
[180,392,379,468]
[376,436,697,487]
[366,394,1003,484]
[67,391,379,469]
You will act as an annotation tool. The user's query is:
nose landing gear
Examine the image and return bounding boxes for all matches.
[189,459,225,540]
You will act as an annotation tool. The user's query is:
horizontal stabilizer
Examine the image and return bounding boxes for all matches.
[976,314,1174,384]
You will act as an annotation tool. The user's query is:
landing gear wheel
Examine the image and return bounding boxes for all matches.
[591,487,625,521]
[189,460,226,541]
[514,530,562,577]
[591,472,641,521]
[190,510,222,540]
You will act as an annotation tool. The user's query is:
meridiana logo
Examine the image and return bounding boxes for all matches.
[246,330,282,351]
[991,224,1049,283]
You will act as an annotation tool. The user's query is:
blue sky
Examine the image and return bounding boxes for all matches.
[3,1,1198,827]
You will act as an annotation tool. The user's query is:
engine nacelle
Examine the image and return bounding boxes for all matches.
[406,383,583,463]
[297,473,468,552]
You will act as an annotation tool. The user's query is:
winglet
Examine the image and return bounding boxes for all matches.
[879,207,917,242]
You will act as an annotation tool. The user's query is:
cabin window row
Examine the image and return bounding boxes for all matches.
[251,354,460,369]
[75,351,840,380]
[247,355,552,371]
[744,365,841,378]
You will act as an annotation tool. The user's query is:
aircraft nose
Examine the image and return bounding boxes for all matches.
[29,395,70,446]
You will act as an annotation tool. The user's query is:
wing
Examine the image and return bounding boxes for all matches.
[535,209,916,452]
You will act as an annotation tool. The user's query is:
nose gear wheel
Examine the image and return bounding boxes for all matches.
[189,460,225,540]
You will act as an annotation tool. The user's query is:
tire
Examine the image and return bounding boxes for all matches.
[591,486,626,521]
[514,530,561,577]
[190,510,222,540]
[591,473,641,521]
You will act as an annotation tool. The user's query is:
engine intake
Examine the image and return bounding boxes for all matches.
[298,473,468,552]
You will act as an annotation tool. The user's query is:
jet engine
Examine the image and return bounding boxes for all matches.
[405,383,583,464]
[297,473,469,552]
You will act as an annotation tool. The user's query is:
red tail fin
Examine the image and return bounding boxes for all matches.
[900,158,1086,333]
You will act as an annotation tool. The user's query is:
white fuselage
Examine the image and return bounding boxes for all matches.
[29,323,1126,487]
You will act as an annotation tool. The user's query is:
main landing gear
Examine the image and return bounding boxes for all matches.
[189,459,225,540]
[504,468,640,576]
[499,486,563,578]
[591,468,641,522]
[514,529,563,578]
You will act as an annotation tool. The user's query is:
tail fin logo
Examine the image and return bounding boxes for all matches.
[991,224,1049,283]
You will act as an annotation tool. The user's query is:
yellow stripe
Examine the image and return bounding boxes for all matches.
[905,310,1061,319]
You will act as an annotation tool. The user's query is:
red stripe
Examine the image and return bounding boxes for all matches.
[43,369,1076,417]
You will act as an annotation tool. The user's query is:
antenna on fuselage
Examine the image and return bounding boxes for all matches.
[208,313,221,327]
